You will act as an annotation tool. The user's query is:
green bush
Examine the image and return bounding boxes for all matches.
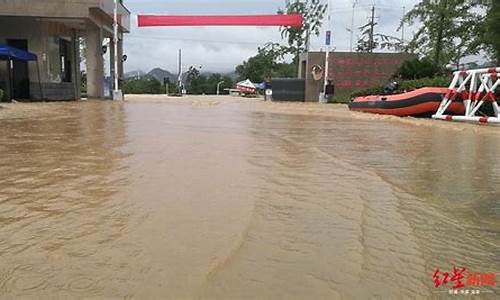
[0,89,3,101]
[398,58,441,80]
[350,76,451,99]
[350,86,386,98]
[400,76,450,90]
[123,78,164,94]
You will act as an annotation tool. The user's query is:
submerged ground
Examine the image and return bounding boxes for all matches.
[0,96,498,299]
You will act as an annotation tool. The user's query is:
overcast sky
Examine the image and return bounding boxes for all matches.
[122,0,420,74]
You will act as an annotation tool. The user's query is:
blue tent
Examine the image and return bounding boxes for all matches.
[0,44,42,100]
[0,43,37,61]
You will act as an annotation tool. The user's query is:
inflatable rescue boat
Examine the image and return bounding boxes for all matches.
[348,87,465,117]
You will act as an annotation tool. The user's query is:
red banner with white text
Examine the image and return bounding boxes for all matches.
[138,14,303,28]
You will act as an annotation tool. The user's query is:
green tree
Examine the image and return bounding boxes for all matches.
[356,6,403,53]
[356,25,403,53]
[403,0,483,68]
[278,0,327,64]
[236,48,275,83]
[483,0,500,64]
[397,58,440,79]
[186,66,204,94]
[235,47,296,83]
[123,78,163,94]
[184,70,235,95]
[205,74,234,95]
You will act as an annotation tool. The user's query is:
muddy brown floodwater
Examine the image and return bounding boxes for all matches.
[0,96,498,299]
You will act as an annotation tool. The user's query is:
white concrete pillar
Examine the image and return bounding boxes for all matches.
[73,31,81,100]
[109,38,115,92]
[85,24,104,99]
[117,38,124,88]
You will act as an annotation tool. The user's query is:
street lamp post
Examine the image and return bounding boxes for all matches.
[216,81,225,96]
[112,0,123,100]
[350,0,358,52]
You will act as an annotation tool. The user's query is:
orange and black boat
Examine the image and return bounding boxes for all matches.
[348,87,465,117]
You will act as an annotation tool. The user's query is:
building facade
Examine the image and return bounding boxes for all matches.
[0,0,130,101]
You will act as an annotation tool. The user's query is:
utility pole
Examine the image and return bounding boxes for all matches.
[350,0,358,52]
[177,49,182,94]
[112,0,123,100]
[401,6,406,48]
[368,5,375,53]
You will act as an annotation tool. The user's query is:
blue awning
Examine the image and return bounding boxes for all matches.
[0,44,37,61]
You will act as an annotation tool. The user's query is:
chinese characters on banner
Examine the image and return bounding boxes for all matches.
[327,53,414,97]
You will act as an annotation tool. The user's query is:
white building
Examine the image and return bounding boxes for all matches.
[0,0,131,100]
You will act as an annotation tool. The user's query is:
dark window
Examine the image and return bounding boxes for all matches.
[7,39,30,99]
[59,39,72,83]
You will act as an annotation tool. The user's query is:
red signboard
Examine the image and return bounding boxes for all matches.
[327,52,415,97]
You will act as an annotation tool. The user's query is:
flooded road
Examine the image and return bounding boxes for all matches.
[0,97,498,299]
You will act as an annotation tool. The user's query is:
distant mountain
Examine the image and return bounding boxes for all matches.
[125,68,237,81]
[147,68,178,82]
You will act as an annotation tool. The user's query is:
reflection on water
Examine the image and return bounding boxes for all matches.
[0,99,498,299]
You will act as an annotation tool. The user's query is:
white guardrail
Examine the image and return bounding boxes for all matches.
[432,67,500,124]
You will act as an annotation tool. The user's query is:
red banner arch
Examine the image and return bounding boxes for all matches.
[138,14,303,28]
